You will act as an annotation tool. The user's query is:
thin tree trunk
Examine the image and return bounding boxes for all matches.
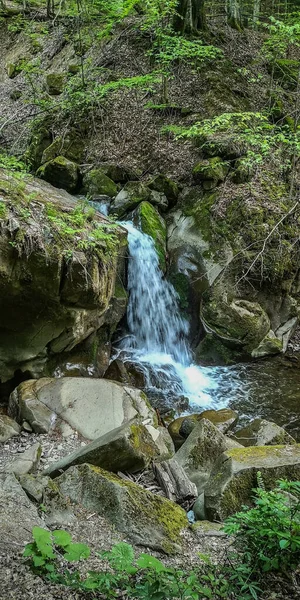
[227,0,243,31]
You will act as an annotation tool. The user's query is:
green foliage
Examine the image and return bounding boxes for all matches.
[262,14,300,59]
[150,34,223,71]
[224,479,300,575]
[23,526,90,575]
[0,152,28,173]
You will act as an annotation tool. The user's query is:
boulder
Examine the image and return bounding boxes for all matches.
[168,408,238,449]
[251,330,283,358]
[198,133,247,160]
[192,157,229,189]
[7,442,42,476]
[175,419,242,493]
[233,419,296,447]
[0,414,20,442]
[132,201,167,270]
[43,420,173,478]
[201,295,270,353]
[37,156,79,192]
[0,169,127,383]
[46,73,65,95]
[9,378,157,440]
[148,174,179,207]
[95,164,135,184]
[204,444,300,521]
[111,182,167,217]
[104,359,146,388]
[41,131,85,164]
[56,463,188,552]
[82,169,118,198]
[0,473,45,547]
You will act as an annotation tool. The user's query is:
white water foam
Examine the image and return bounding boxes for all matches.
[118,222,221,407]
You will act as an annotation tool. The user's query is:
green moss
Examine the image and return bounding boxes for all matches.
[46,72,66,95]
[129,423,157,459]
[195,333,242,365]
[193,157,229,188]
[37,156,79,192]
[135,201,166,270]
[83,169,118,198]
[168,272,189,310]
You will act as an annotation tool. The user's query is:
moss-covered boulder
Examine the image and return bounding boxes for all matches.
[111,182,167,217]
[233,419,295,448]
[204,444,300,521]
[175,419,242,493]
[96,163,135,184]
[82,169,118,198]
[41,131,85,165]
[168,408,238,449]
[251,330,283,358]
[201,293,270,353]
[231,158,254,184]
[46,72,66,95]
[56,463,188,552]
[44,420,173,478]
[198,133,247,160]
[24,126,52,171]
[193,157,229,189]
[0,169,126,383]
[148,174,179,208]
[37,156,79,192]
[195,333,242,365]
[133,201,167,270]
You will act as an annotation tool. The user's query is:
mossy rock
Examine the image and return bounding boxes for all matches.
[201,295,270,353]
[24,127,52,171]
[251,330,283,358]
[233,418,295,448]
[195,333,242,365]
[196,133,247,161]
[46,73,66,95]
[41,131,85,165]
[272,59,300,89]
[193,157,229,189]
[148,174,179,208]
[110,181,151,216]
[96,163,135,184]
[230,158,254,184]
[133,201,166,270]
[56,463,188,553]
[37,156,79,192]
[204,444,300,521]
[82,169,118,198]
[169,409,238,449]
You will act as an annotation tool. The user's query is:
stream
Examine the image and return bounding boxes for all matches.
[93,203,300,441]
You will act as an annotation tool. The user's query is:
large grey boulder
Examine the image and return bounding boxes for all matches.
[0,473,45,547]
[56,464,188,552]
[175,419,242,493]
[0,414,20,442]
[111,182,167,217]
[44,420,173,478]
[204,444,300,521]
[9,378,156,439]
[233,419,295,447]
[168,408,238,449]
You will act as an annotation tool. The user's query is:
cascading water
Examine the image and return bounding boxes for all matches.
[117,222,219,407]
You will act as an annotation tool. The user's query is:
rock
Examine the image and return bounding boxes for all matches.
[0,473,45,547]
[204,444,300,521]
[195,333,241,364]
[191,520,227,538]
[95,164,135,184]
[193,493,206,521]
[37,156,79,192]
[7,442,42,476]
[168,409,238,449]
[231,158,254,183]
[43,420,172,478]
[104,359,146,388]
[9,378,157,440]
[201,295,270,353]
[132,201,167,270]
[46,72,66,95]
[0,169,127,382]
[56,463,188,552]
[233,419,296,447]
[0,414,20,442]
[82,169,118,198]
[192,157,229,189]
[19,474,50,503]
[41,131,85,164]
[175,419,242,493]
[148,174,179,207]
[198,133,247,160]
[111,182,167,217]
[111,181,151,216]
[251,330,283,358]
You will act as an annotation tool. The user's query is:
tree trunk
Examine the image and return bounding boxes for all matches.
[227,0,243,31]
[174,0,207,34]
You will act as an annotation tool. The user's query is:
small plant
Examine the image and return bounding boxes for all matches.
[224,478,300,576]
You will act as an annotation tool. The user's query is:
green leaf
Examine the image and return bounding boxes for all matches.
[33,555,46,567]
[52,530,72,548]
[64,542,90,562]
[32,527,56,559]
[23,543,36,557]
[136,553,167,572]
[279,539,289,549]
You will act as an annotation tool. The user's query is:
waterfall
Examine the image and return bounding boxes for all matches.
[118,222,218,407]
